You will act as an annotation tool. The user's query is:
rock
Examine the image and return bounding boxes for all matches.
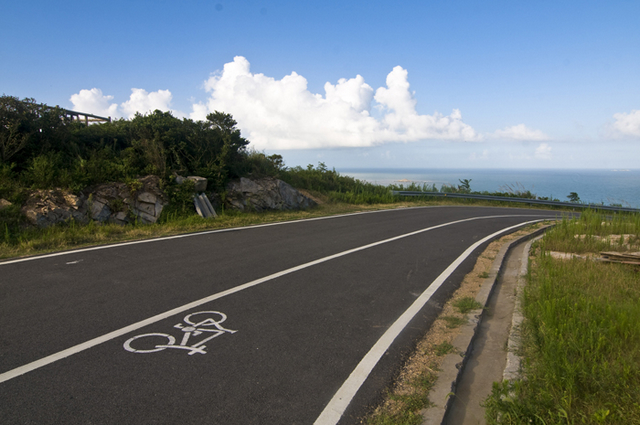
[21,189,89,228]
[137,192,157,204]
[88,175,168,224]
[176,175,208,192]
[0,199,12,210]
[20,175,170,227]
[225,177,317,212]
[89,198,111,222]
[187,176,208,192]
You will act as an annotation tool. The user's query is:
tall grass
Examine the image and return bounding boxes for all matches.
[543,209,640,253]
[485,212,640,424]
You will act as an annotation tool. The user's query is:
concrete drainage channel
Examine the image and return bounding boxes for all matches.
[420,226,551,425]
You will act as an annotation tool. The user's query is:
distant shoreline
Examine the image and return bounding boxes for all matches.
[335,168,640,209]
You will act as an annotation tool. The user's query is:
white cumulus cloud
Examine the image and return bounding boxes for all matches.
[534,142,552,159]
[70,88,177,119]
[69,88,119,118]
[120,88,173,118]
[191,56,479,149]
[611,109,640,138]
[491,124,549,141]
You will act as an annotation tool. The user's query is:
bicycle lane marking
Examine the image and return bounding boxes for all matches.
[313,218,545,425]
[123,311,238,355]
[0,214,544,384]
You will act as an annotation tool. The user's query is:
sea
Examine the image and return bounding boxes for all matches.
[336,168,640,209]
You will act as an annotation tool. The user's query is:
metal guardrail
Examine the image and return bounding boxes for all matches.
[391,191,640,213]
[37,103,111,124]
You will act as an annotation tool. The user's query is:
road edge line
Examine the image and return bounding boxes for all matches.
[313,219,546,425]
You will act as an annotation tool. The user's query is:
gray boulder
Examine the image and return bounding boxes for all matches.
[225,177,317,212]
[87,175,168,224]
[20,175,169,227]
[21,189,89,228]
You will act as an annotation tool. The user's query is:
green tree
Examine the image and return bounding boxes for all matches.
[458,178,472,193]
[567,192,581,203]
[0,95,38,163]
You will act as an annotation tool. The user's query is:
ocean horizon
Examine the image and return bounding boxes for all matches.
[336,168,640,209]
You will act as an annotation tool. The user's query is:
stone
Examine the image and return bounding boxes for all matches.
[63,194,82,209]
[85,175,168,224]
[21,189,89,228]
[0,199,12,210]
[134,200,156,216]
[187,176,208,192]
[224,177,317,212]
[90,198,111,222]
[137,191,157,204]
[19,175,170,227]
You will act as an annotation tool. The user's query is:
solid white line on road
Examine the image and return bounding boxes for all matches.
[0,207,426,266]
[0,214,544,384]
[313,219,545,425]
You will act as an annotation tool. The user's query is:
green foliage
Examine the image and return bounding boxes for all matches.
[484,213,640,424]
[0,163,26,204]
[441,316,466,328]
[0,95,37,163]
[1,94,253,193]
[453,297,483,314]
[23,153,62,188]
[542,209,640,254]
[159,179,197,219]
[240,150,285,179]
[368,370,437,425]
[281,162,401,204]
[568,191,581,203]
[458,178,472,193]
[0,202,25,244]
[432,341,455,356]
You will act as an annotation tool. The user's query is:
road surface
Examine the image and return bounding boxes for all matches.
[0,206,559,424]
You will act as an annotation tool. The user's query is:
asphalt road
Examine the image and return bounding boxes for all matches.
[0,206,560,424]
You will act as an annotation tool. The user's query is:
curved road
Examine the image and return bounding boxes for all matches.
[0,206,559,424]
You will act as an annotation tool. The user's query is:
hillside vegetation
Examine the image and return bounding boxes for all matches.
[0,95,603,258]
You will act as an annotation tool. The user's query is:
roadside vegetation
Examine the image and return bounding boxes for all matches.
[0,94,629,260]
[485,210,640,424]
[1,95,586,260]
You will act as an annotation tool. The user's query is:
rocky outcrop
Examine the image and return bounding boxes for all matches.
[225,177,317,212]
[88,175,168,225]
[21,190,90,228]
[19,176,314,227]
[21,175,168,228]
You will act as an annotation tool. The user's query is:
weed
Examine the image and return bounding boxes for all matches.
[479,271,490,279]
[410,370,438,392]
[441,316,467,329]
[432,341,455,356]
[453,297,483,314]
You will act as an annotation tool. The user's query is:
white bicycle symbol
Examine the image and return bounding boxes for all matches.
[123,311,237,355]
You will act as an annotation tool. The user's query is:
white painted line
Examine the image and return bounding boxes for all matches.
[313,219,545,425]
[0,214,542,384]
[0,207,431,266]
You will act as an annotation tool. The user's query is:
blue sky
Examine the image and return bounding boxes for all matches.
[2,0,639,170]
